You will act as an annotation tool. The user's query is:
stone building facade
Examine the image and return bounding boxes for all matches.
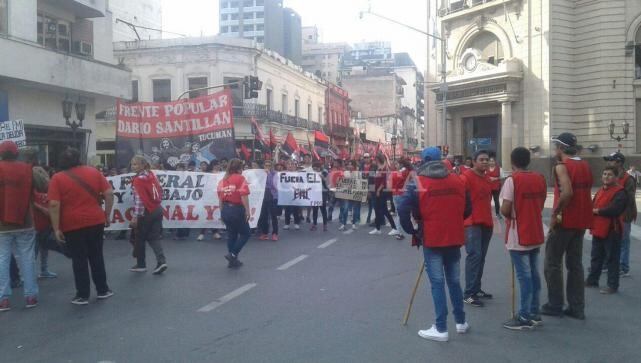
[427,0,641,177]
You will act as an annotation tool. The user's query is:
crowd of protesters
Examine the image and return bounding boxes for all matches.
[0,133,638,345]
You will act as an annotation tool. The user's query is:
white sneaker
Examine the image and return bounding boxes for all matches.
[352,224,358,230]
[197,234,204,241]
[388,229,401,236]
[369,229,382,235]
[418,325,448,342]
[213,232,222,240]
[283,225,290,230]
[338,224,346,231]
[456,322,470,333]
[294,224,300,230]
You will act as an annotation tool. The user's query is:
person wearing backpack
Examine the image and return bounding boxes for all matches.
[129,156,167,275]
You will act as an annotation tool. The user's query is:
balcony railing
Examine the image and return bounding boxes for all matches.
[441,0,503,17]
[233,103,326,132]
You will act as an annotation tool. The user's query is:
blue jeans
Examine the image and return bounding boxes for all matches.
[620,222,631,273]
[221,204,251,257]
[339,200,362,225]
[464,225,493,297]
[510,248,541,320]
[0,230,38,299]
[423,246,466,333]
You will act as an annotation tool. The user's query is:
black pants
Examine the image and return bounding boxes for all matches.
[312,206,328,226]
[285,206,301,225]
[544,227,585,313]
[10,255,19,282]
[491,190,501,215]
[258,194,279,235]
[374,193,396,230]
[134,208,166,267]
[587,231,622,290]
[65,224,110,299]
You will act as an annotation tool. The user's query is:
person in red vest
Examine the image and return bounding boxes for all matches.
[542,132,593,320]
[129,156,167,275]
[218,159,251,268]
[461,150,494,307]
[499,147,547,330]
[585,166,627,294]
[397,146,472,342]
[487,155,502,219]
[0,141,46,312]
[603,152,636,278]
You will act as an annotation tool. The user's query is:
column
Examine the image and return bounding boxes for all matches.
[501,102,512,166]
[446,112,454,150]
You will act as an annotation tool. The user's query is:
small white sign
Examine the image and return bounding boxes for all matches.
[0,119,26,148]
[276,172,323,207]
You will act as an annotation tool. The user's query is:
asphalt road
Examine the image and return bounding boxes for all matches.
[1,206,640,363]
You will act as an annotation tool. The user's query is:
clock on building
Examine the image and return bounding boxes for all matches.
[464,53,478,72]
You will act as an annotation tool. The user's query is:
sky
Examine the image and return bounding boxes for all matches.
[161,0,430,72]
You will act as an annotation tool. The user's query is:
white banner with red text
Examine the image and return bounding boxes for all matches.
[106,170,266,230]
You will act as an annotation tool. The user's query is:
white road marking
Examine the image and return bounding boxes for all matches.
[197,283,257,312]
[317,238,338,249]
[276,255,309,270]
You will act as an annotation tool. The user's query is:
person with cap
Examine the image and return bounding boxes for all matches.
[603,152,637,278]
[500,147,547,330]
[461,149,494,308]
[542,132,593,320]
[0,141,47,312]
[585,166,627,294]
[397,146,472,342]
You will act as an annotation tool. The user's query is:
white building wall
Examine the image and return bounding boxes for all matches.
[109,0,162,41]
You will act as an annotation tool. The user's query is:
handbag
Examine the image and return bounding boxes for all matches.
[63,170,104,204]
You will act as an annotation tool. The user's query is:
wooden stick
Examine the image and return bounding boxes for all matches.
[402,262,425,326]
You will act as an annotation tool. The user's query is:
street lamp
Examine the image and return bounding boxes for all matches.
[608,119,630,151]
[62,97,86,148]
[391,135,397,161]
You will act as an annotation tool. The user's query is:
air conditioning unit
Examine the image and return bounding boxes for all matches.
[72,40,93,56]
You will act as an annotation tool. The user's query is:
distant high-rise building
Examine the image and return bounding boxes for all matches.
[218,0,301,65]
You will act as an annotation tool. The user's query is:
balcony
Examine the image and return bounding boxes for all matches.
[233,103,326,132]
[440,0,518,22]
[0,36,130,99]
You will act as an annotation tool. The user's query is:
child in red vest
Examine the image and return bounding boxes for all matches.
[586,166,627,294]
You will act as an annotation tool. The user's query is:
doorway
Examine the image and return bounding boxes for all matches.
[463,115,499,160]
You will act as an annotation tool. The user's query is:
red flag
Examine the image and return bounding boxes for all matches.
[269,128,277,148]
[240,143,251,161]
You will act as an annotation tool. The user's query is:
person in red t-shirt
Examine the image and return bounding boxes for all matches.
[487,156,502,219]
[460,150,494,307]
[49,148,114,305]
[218,159,251,268]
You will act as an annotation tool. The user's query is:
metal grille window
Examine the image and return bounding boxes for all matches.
[188,77,208,99]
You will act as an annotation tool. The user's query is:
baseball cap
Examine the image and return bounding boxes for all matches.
[421,147,442,162]
[363,153,371,158]
[0,141,19,156]
[604,151,625,164]
[551,132,578,147]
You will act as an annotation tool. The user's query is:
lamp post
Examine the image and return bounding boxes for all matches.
[608,120,630,151]
[391,135,397,161]
[62,97,86,148]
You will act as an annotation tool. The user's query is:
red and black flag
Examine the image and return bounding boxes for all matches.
[282,132,299,156]
[314,131,330,150]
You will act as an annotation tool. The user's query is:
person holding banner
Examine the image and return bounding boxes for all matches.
[283,161,302,231]
[129,156,168,275]
[338,161,361,231]
[311,162,329,232]
[218,159,251,268]
[500,147,547,330]
[258,160,279,241]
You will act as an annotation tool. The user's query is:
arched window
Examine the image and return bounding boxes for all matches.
[465,31,504,65]
[635,27,641,79]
